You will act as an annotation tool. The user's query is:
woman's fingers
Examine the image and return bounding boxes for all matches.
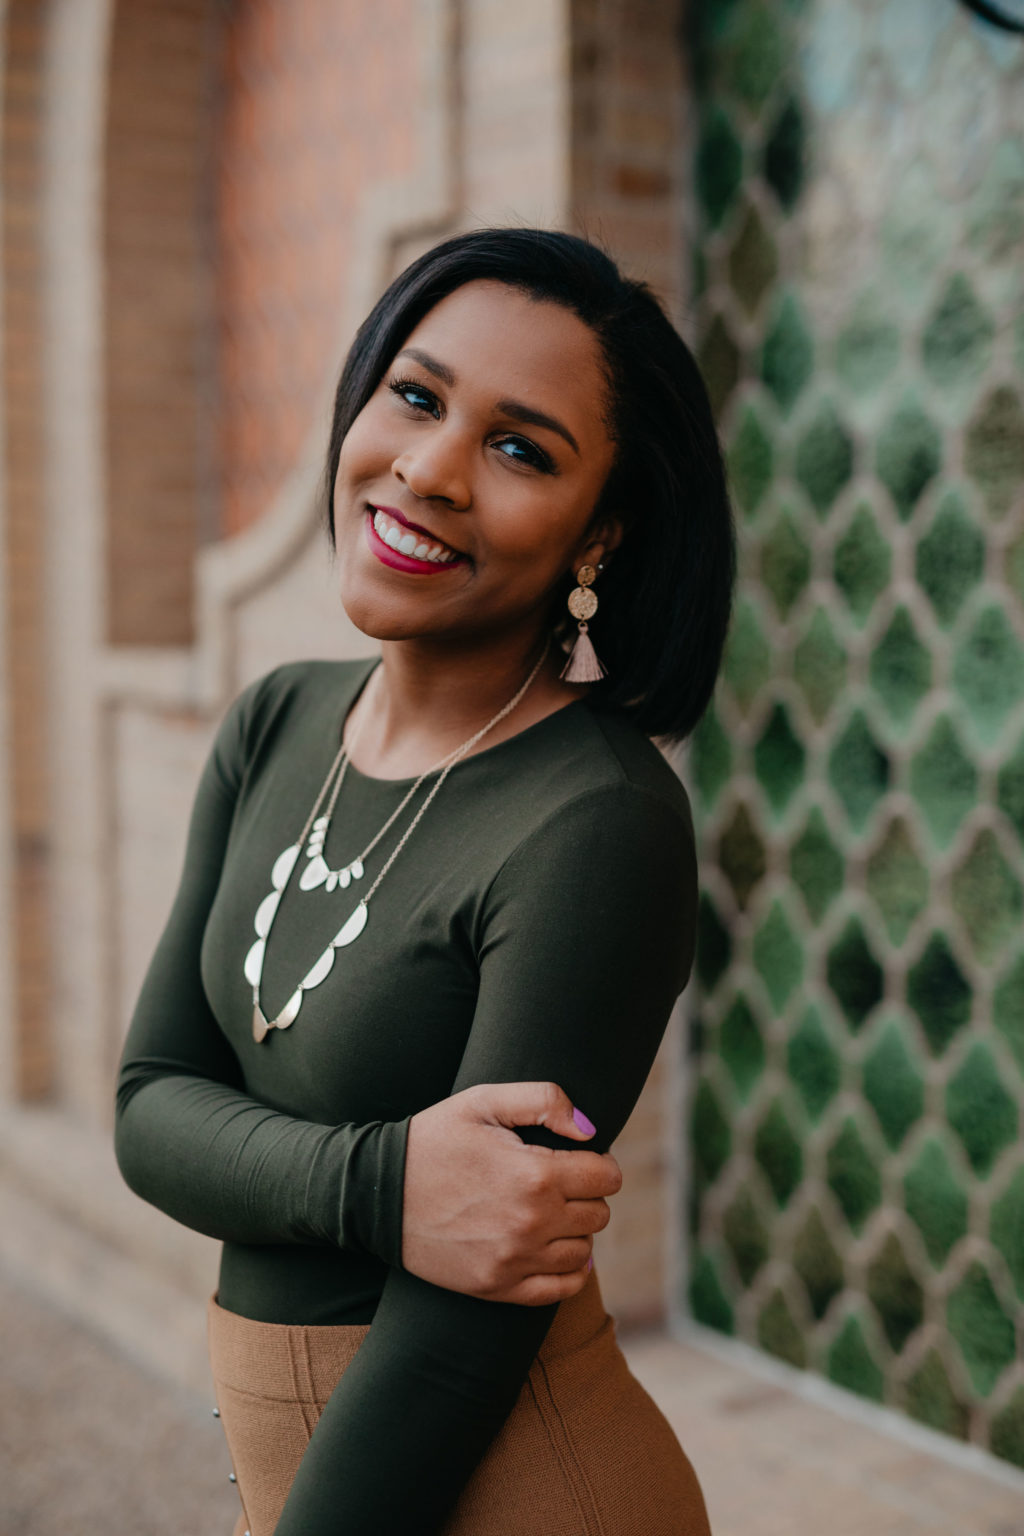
[497,1264,594,1307]
[464,1081,598,1142]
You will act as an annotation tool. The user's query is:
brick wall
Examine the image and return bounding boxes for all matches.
[216,0,418,535]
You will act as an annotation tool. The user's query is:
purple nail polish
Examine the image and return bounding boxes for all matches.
[586,1256,593,1273]
[573,1106,596,1136]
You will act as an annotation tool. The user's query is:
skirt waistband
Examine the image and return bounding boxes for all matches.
[207,1267,610,1403]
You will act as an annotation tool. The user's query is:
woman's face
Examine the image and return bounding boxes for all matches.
[333,279,620,646]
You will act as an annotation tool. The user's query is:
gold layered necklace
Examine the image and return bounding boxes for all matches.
[244,641,550,1042]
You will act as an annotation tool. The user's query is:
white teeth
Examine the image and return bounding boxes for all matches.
[372,508,458,564]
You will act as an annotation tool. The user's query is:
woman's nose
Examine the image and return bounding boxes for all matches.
[392,428,471,508]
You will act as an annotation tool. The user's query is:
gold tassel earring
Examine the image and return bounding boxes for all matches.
[560,563,606,683]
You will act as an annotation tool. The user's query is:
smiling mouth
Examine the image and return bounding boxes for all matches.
[366,506,468,572]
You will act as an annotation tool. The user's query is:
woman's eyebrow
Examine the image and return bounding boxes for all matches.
[395,347,581,456]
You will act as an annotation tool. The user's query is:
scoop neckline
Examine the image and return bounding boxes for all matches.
[333,656,592,790]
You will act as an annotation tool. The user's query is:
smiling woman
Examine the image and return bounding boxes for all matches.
[114,228,734,1536]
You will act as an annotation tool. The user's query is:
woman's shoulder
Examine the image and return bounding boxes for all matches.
[490,695,696,859]
[212,657,375,779]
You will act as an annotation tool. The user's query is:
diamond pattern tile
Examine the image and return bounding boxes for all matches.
[687,0,1024,1465]
[834,503,891,625]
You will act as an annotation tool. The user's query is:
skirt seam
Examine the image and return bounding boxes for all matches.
[529,1357,604,1536]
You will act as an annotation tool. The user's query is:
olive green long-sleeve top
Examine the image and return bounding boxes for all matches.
[114,659,697,1535]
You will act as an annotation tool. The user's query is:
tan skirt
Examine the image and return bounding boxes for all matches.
[207,1268,711,1536]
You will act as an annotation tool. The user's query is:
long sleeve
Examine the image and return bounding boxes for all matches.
[272,781,698,1535]
[113,681,408,1266]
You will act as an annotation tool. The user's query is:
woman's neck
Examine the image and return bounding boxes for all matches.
[345,627,586,780]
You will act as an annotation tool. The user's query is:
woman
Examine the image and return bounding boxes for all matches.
[114,228,734,1535]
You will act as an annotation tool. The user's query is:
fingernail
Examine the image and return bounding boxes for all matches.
[573,1106,596,1136]
[586,1256,593,1273]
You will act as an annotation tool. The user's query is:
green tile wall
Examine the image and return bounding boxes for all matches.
[684,0,1024,1467]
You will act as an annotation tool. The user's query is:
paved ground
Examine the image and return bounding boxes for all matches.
[1,1266,1021,1536]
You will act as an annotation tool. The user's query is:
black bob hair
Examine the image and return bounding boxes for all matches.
[324,227,735,744]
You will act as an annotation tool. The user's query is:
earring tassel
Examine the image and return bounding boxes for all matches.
[560,623,606,683]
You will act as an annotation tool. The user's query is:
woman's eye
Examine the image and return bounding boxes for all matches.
[494,436,553,472]
[387,377,440,416]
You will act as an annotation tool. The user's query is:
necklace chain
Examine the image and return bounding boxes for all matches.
[245,641,551,1042]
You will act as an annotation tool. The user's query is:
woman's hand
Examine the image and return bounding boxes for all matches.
[401,1082,621,1305]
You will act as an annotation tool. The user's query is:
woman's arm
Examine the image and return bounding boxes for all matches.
[114,681,620,1283]
[272,781,698,1536]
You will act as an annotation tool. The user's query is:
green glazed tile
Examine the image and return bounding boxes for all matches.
[754,1099,803,1207]
[1008,527,1024,615]
[915,490,985,629]
[997,728,1024,848]
[867,1231,924,1352]
[881,164,950,295]
[990,1387,1024,1470]
[964,386,1024,520]
[794,607,847,724]
[697,313,742,421]
[967,139,1024,266]
[795,400,855,517]
[761,291,814,416]
[947,1262,1016,1397]
[904,1350,970,1440]
[922,273,995,387]
[723,599,772,713]
[907,932,972,1056]
[827,1314,884,1401]
[876,398,942,521]
[688,1251,735,1334]
[724,1,784,111]
[827,917,884,1030]
[1016,310,1024,380]
[863,1020,925,1150]
[951,829,1024,964]
[909,716,978,850]
[723,1185,770,1285]
[953,605,1024,746]
[866,817,928,947]
[993,951,1024,1075]
[719,993,765,1101]
[696,892,732,993]
[727,404,775,517]
[903,1139,969,1267]
[834,502,891,626]
[869,608,931,731]
[793,1205,844,1319]
[718,801,767,910]
[697,105,744,229]
[827,1118,882,1234]
[828,711,889,833]
[787,1005,841,1121]
[692,1077,732,1191]
[762,94,806,212]
[946,1043,1018,1177]
[757,1289,807,1368]
[754,702,806,817]
[789,807,844,924]
[728,203,778,317]
[690,700,732,810]
[760,507,811,619]
[753,900,804,1012]
[835,297,900,396]
[990,1165,1024,1301]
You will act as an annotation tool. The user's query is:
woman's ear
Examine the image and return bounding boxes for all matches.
[572,514,623,574]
